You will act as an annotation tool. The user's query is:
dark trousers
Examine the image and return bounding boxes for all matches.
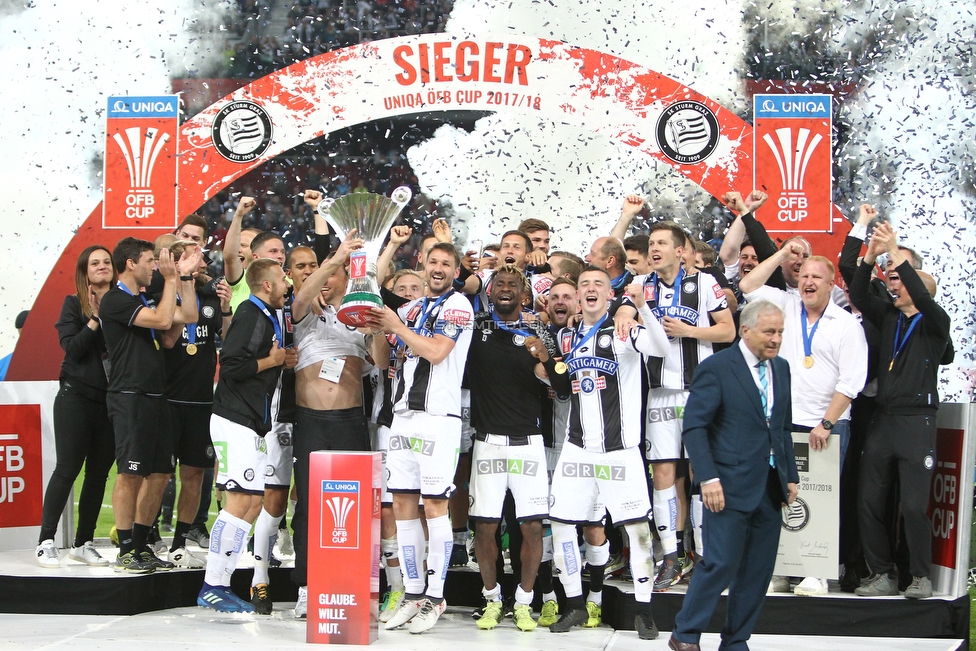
[858,411,936,578]
[673,470,782,651]
[291,405,370,587]
[39,382,116,545]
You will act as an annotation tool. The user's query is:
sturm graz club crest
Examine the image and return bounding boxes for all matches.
[212,100,273,163]
[656,100,720,164]
[782,496,810,532]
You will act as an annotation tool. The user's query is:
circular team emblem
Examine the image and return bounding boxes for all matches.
[442,321,459,338]
[580,377,596,394]
[924,455,935,470]
[598,334,612,348]
[683,281,697,294]
[243,468,255,482]
[206,445,214,460]
[212,100,273,163]
[202,305,215,319]
[513,334,526,346]
[656,100,720,164]
[548,494,555,508]
[782,496,810,532]
[265,464,275,477]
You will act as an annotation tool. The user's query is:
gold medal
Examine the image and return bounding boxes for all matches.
[553,361,568,374]
[154,340,160,350]
[889,359,894,371]
[186,343,198,355]
[803,355,814,369]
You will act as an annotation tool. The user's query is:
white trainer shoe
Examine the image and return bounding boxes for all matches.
[295,586,308,619]
[35,539,61,568]
[407,598,446,634]
[168,546,206,569]
[277,527,295,556]
[384,596,424,630]
[794,576,828,596]
[767,575,791,593]
[68,541,109,566]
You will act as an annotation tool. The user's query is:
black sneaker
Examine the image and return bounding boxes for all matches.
[269,550,282,568]
[471,595,487,620]
[449,544,469,567]
[113,549,156,574]
[653,557,681,591]
[251,583,273,614]
[143,547,176,571]
[549,608,588,633]
[635,609,659,640]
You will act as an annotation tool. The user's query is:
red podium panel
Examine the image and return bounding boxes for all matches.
[307,451,382,644]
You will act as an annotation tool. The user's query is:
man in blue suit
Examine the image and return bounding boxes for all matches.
[669,300,799,651]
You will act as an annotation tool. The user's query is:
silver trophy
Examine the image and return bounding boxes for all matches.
[317,186,412,326]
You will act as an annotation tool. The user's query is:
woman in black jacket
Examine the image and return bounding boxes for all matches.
[35,245,118,567]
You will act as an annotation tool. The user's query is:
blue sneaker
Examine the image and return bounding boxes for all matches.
[198,585,255,613]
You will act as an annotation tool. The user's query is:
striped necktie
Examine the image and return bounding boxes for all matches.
[758,361,775,468]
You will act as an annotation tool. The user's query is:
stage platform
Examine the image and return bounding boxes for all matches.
[0,540,968,647]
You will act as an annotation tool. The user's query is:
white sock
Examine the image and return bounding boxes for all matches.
[425,515,452,600]
[453,528,468,546]
[543,590,557,603]
[551,522,583,598]
[586,539,610,566]
[381,537,404,591]
[624,522,654,604]
[395,518,426,596]
[588,589,602,606]
[205,510,250,587]
[691,493,704,558]
[515,584,533,607]
[252,508,282,587]
[288,499,297,519]
[653,486,679,556]
[541,524,553,562]
[483,584,501,602]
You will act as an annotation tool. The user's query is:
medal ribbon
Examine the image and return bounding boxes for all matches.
[800,302,825,362]
[186,295,201,347]
[411,290,452,336]
[566,312,609,361]
[117,281,157,345]
[646,267,685,307]
[490,309,535,338]
[891,312,922,368]
[248,295,282,348]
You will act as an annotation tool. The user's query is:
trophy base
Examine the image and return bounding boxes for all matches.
[337,291,384,327]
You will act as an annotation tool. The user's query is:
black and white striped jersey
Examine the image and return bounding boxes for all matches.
[635,271,728,390]
[392,290,474,418]
[555,319,669,452]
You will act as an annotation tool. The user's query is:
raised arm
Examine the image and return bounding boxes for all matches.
[376,225,412,287]
[738,242,803,296]
[719,191,767,267]
[610,195,644,241]
[223,196,256,285]
[133,249,180,331]
[839,204,876,287]
[292,230,363,323]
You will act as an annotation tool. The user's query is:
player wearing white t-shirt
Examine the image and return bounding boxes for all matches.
[371,242,474,634]
[633,222,735,592]
[545,267,669,639]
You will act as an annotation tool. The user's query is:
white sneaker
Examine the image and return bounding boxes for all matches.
[767,575,790,594]
[794,577,828,596]
[35,539,60,568]
[68,541,109,566]
[277,527,294,556]
[384,596,424,630]
[407,598,446,634]
[295,586,308,619]
[168,546,206,569]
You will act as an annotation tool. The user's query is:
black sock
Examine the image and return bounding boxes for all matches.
[676,538,685,558]
[536,561,554,594]
[171,521,191,553]
[588,562,607,593]
[566,595,585,611]
[131,523,150,553]
[118,529,133,555]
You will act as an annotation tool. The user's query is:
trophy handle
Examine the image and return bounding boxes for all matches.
[390,186,412,210]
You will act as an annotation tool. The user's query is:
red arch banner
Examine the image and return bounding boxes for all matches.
[7,34,845,380]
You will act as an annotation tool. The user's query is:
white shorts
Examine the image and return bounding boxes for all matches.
[387,410,460,499]
[469,438,549,522]
[549,443,650,526]
[265,421,293,489]
[645,388,688,463]
[211,414,268,495]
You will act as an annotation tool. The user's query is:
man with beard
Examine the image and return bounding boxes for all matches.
[198,259,289,612]
[289,233,372,618]
[100,238,200,573]
[466,265,559,632]
[370,242,474,634]
[546,267,670,638]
